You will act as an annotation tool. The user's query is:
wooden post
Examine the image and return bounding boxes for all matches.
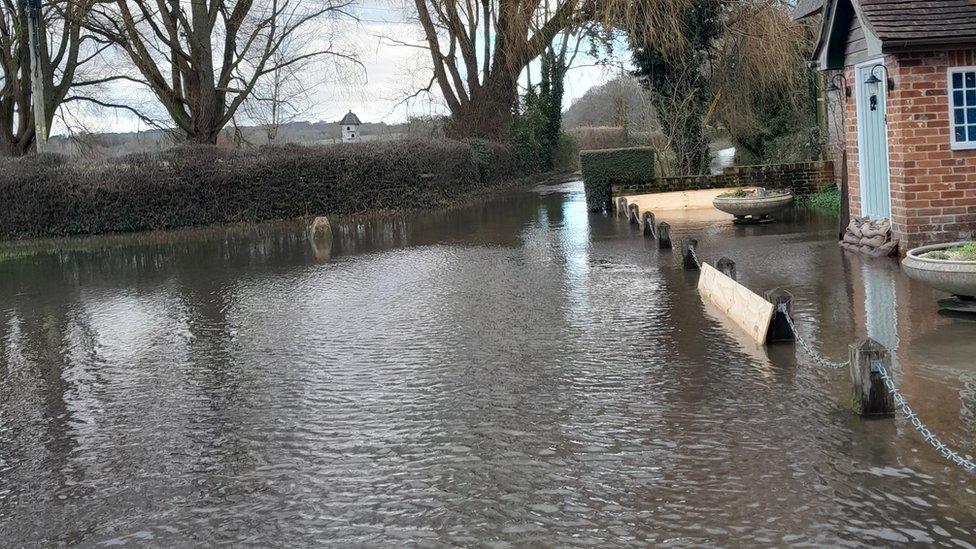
[642,212,655,236]
[657,222,672,249]
[617,197,628,217]
[25,0,48,153]
[628,203,640,225]
[716,257,736,280]
[682,238,700,270]
[764,288,795,343]
[849,338,895,417]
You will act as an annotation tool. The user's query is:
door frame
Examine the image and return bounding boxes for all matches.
[854,57,892,219]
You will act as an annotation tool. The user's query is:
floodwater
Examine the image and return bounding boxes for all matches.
[1,179,975,547]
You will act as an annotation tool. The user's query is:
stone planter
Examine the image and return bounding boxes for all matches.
[712,188,794,224]
[902,242,976,303]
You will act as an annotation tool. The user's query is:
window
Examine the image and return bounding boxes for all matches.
[950,67,976,150]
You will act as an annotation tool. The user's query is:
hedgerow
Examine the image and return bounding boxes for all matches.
[0,139,519,239]
[579,146,655,211]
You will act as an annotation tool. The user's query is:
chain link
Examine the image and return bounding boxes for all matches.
[779,304,850,369]
[783,306,975,473]
[876,365,976,473]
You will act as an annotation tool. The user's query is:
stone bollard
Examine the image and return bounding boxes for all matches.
[849,338,895,417]
[716,257,737,280]
[764,288,795,343]
[658,222,672,249]
[308,216,333,261]
[617,197,628,218]
[682,238,700,270]
[309,216,332,242]
[642,212,656,237]
[628,203,640,225]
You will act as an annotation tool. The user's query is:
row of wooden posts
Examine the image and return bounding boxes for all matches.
[616,196,895,417]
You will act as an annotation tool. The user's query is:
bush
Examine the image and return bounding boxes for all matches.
[512,90,551,173]
[558,127,660,172]
[579,147,655,212]
[798,182,840,214]
[465,138,517,185]
[0,139,521,239]
[554,133,579,172]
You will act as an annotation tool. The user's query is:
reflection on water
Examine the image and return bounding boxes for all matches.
[1,179,976,546]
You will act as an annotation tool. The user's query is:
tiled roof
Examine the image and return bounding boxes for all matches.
[339,111,361,125]
[792,0,825,20]
[859,0,976,45]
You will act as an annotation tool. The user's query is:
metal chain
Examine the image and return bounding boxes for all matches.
[782,306,975,473]
[877,365,976,473]
[779,304,850,369]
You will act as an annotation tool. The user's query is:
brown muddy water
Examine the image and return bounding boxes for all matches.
[1,179,975,547]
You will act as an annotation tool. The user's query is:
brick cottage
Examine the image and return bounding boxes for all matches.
[797,0,976,252]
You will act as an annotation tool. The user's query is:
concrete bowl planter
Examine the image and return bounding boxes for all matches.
[902,242,976,303]
[712,188,794,224]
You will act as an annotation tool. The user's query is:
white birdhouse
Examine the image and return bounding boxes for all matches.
[339,110,362,142]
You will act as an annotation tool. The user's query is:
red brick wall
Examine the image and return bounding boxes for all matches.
[845,49,976,251]
[611,161,835,196]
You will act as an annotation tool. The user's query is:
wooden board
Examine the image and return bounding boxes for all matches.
[697,262,775,345]
[623,188,739,212]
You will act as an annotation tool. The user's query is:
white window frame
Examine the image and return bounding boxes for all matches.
[949,65,976,151]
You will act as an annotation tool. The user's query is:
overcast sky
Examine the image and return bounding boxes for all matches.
[61,1,628,135]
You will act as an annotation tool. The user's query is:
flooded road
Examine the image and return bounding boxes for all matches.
[1,179,975,546]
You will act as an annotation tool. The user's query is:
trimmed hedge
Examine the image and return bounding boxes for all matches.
[0,139,518,239]
[579,146,655,212]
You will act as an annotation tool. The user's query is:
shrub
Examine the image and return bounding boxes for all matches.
[465,138,517,185]
[567,127,656,151]
[0,139,520,239]
[798,182,840,214]
[559,127,659,172]
[512,90,551,173]
[554,133,579,172]
[579,146,655,212]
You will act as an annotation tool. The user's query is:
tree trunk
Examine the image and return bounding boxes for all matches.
[445,71,516,139]
[0,109,34,156]
[0,139,30,156]
[187,128,220,145]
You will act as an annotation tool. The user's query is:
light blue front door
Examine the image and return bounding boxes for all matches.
[856,62,892,219]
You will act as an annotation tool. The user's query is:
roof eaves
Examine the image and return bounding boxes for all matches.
[792,0,825,20]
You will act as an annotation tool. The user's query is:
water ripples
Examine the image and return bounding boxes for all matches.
[1,183,975,546]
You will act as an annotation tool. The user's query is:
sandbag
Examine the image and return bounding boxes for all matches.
[873,240,899,257]
[860,235,887,248]
[861,219,890,239]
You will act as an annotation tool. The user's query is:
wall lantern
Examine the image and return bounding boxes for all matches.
[825,73,850,99]
[864,64,894,110]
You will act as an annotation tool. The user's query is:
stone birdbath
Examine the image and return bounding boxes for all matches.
[902,242,976,314]
[712,187,794,224]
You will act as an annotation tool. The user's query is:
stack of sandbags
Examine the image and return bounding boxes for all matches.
[840,216,899,257]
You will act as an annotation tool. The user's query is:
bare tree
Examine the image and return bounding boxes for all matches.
[0,0,100,155]
[600,0,815,173]
[247,51,310,144]
[85,0,358,144]
[411,0,583,139]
